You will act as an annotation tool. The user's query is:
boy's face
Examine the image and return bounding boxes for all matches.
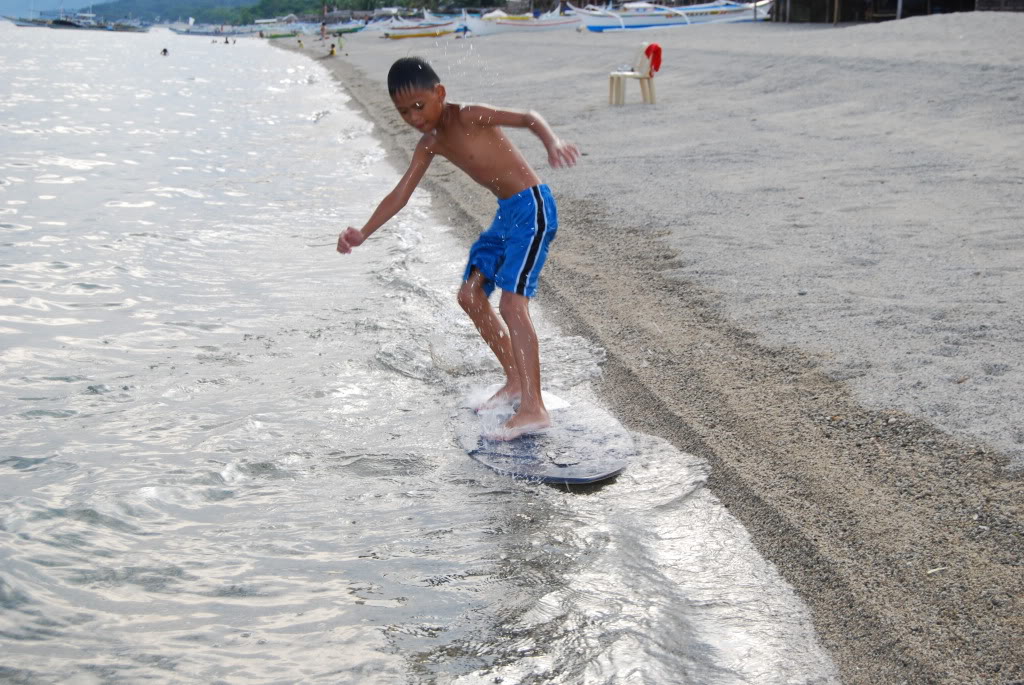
[392,84,446,134]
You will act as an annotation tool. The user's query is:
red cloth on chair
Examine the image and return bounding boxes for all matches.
[644,43,662,77]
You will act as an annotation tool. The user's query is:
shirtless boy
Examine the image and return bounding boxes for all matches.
[336,57,579,440]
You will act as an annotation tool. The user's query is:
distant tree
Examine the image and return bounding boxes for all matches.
[91,0,506,23]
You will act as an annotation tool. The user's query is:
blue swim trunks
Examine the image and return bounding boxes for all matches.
[463,184,558,298]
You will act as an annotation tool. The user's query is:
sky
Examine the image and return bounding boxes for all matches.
[1,0,85,16]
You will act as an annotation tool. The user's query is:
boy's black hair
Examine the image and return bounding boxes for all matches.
[387,57,440,97]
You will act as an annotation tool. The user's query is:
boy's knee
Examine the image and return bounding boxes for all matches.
[457,282,482,312]
[498,293,529,321]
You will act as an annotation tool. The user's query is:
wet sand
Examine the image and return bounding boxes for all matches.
[276,14,1023,683]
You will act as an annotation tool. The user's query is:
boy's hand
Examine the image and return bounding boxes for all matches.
[548,139,580,169]
[337,227,365,254]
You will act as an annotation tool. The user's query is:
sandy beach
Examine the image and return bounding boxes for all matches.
[278,14,1023,683]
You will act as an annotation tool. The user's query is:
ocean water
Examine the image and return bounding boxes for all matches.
[0,24,838,684]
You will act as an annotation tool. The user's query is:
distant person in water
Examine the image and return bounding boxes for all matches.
[297,38,304,48]
[160,48,168,56]
[336,57,579,440]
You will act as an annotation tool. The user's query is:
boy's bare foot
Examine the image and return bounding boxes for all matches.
[484,408,551,441]
[475,384,521,414]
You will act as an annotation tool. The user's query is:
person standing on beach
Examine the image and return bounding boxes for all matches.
[336,57,579,440]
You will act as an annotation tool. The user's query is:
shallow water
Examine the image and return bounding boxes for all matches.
[0,24,837,683]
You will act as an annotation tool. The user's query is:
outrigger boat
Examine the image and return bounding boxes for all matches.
[380,10,458,39]
[328,19,366,34]
[568,0,772,31]
[382,18,458,39]
[462,8,580,36]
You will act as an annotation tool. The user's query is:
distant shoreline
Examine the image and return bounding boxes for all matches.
[274,16,1024,682]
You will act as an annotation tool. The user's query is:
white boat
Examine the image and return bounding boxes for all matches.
[382,19,459,39]
[378,10,459,39]
[349,9,409,34]
[462,9,581,36]
[568,0,772,31]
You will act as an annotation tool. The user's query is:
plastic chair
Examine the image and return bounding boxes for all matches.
[609,42,662,106]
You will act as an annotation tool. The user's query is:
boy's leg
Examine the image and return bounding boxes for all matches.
[495,290,550,438]
[457,269,521,407]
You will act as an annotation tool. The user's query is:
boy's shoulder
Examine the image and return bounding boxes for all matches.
[441,101,506,132]
[443,100,469,121]
[432,101,474,136]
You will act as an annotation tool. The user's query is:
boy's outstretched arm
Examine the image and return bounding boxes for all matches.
[459,104,580,169]
[337,141,434,254]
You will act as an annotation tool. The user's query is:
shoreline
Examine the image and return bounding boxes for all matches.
[275,19,1023,683]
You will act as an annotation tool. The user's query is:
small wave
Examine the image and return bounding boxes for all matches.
[68,565,197,592]
[426,333,501,378]
[20,409,77,419]
[0,314,98,326]
[136,485,235,507]
[0,455,76,474]
[222,460,296,481]
[105,200,156,209]
[37,156,115,171]
[51,126,101,135]
[376,342,438,382]
[34,175,87,185]
[146,187,205,199]
[68,282,116,292]
[29,506,146,536]
[204,584,265,598]
[0,576,33,611]
[164,320,229,332]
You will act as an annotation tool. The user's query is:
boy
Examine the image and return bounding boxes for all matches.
[336,57,579,440]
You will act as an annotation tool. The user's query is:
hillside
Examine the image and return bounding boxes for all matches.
[89,0,324,23]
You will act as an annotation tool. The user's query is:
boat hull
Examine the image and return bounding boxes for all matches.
[572,0,772,31]
[382,20,457,39]
[463,14,580,36]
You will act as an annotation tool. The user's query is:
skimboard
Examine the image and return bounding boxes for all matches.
[454,391,631,485]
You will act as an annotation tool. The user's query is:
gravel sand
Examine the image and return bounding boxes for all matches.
[278,14,1023,682]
